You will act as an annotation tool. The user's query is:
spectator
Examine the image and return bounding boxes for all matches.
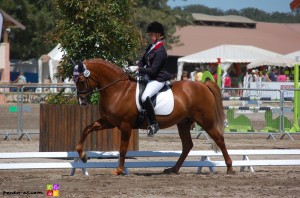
[247,70,256,82]
[223,74,232,96]
[181,71,189,80]
[252,69,259,82]
[190,67,200,81]
[260,71,271,82]
[13,72,27,84]
[277,70,287,82]
[223,74,231,88]
[196,68,203,82]
[268,68,277,81]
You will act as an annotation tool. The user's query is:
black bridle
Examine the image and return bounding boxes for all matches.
[76,70,129,96]
[76,73,100,95]
[72,59,129,97]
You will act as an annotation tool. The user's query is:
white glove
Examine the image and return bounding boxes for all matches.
[129,66,139,73]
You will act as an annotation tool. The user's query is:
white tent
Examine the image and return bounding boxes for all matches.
[283,50,300,61]
[247,50,300,69]
[177,44,281,80]
[38,44,65,83]
[247,57,296,69]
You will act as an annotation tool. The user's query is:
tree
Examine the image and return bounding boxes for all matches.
[0,0,57,59]
[54,0,142,79]
[132,0,193,51]
[54,0,193,79]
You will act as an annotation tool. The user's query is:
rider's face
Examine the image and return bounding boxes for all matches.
[147,32,160,44]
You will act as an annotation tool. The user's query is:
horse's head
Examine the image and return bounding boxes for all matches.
[72,60,98,106]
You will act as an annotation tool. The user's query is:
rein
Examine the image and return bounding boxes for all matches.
[77,73,129,95]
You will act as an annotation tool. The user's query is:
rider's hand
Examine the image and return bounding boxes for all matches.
[129,66,139,73]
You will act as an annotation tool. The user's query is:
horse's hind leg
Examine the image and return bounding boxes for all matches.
[206,126,235,174]
[76,119,114,163]
[163,119,193,174]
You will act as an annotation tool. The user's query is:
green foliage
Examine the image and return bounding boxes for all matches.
[132,0,193,51]
[0,0,57,59]
[2,0,299,62]
[54,0,142,80]
[90,92,100,105]
[46,93,78,105]
[45,91,100,105]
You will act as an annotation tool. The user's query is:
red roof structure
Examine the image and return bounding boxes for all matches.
[168,22,300,57]
[290,0,300,10]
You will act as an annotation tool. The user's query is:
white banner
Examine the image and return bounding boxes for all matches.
[249,82,294,99]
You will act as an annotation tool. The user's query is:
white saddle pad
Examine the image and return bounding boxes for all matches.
[135,83,174,115]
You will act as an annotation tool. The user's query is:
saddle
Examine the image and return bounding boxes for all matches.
[137,77,170,108]
[135,77,174,128]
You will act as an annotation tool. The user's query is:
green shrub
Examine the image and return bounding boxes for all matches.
[90,92,100,105]
[46,93,78,105]
[45,91,100,105]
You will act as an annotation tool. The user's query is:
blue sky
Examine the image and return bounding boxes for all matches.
[167,0,293,13]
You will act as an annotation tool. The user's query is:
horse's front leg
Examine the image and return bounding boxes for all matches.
[76,119,114,163]
[112,127,132,175]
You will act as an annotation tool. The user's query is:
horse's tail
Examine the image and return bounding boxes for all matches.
[204,80,225,151]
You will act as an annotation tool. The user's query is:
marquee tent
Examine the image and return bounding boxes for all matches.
[38,44,65,83]
[283,50,300,60]
[247,50,300,69]
[247,57,297,68]
[177,45,281,80]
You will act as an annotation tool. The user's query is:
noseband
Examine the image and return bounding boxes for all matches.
[76,73,99,95]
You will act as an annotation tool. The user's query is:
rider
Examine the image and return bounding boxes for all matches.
[129,21,172,136]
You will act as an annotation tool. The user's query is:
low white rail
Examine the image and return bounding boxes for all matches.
[0,149,300,175]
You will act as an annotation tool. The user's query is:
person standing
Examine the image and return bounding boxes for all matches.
[129,21,172,136]
[196,68,203,82]
[268,68,277,81]
[277,70,287,82]
[223,74,232,96]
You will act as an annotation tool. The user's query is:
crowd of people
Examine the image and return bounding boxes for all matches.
[245,67,293,83]
[180,65,296,96]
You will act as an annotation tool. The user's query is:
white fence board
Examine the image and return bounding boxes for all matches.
[1,149,299,175]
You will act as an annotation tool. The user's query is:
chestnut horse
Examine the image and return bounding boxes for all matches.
[73,58,234,175]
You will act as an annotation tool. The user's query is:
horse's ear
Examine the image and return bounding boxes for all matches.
[70,58,76,67]
[78,61,85,73]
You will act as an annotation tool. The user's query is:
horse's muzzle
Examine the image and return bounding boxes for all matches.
[78,96,90,106]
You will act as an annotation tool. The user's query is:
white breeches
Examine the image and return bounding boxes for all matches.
[141,80,165,102]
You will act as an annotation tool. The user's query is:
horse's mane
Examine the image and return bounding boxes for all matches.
[86,58,137,82]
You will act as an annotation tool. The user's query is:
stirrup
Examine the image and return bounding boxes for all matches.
[147,123,159,137]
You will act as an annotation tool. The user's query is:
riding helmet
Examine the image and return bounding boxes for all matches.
[147,21,165,36]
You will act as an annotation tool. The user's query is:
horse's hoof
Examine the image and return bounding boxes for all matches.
[112,169,124,175]
[163,167,178,174]
[80,153,87,163]
[227,169,236,175]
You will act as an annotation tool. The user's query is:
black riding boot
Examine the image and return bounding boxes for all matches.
[143,97,160,136]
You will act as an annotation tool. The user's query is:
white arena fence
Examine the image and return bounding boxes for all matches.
[0,84,299,140]
[1,149,300,175]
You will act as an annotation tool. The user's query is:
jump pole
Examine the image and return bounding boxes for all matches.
[217,58,222,87]
[289,57,300,132]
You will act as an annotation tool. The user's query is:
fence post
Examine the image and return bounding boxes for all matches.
[17,86,23,135]
[279,90,284,132]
